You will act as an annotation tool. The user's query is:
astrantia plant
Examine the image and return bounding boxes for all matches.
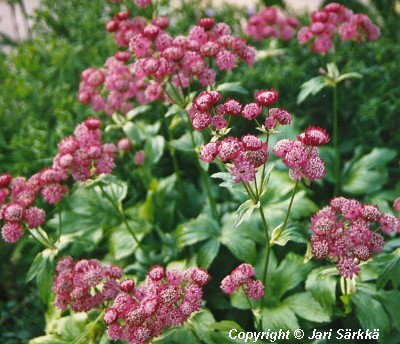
[310,197,399,279]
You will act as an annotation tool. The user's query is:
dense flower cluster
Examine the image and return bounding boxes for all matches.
[311,197,400,279]
[53,256,122,312]
[130,17,256,90]
[244,6,299,41]
[104,265,210,343]
[220,263,264,300]
[273,126,329,182]
[197,89,293,184]
[77,54,161,115]
[298,2,380,54]
[80,15,256,115]
[1,117,116,243]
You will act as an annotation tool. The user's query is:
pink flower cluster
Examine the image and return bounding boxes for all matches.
[54,117,116,181]
[298,2,380,54]
[197,89,294,184]
[53,256,122,312]
[245,6,299,41]
[78,54,163,115]
[273,126,329,182]
[220,263,264,300]
[104,265,210,344]
[0,174,45,243]
[105,11,148,47]
[1,117,116,243]
[130,18,256,90]
[311,197,400,279]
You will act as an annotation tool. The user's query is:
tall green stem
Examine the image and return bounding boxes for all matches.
[281,180,299,232]
[187,123,219,222]
[332,84,340,195]
[98,184,149,260]
[167,125,185,204]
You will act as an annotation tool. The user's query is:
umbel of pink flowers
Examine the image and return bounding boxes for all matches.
[78,11,256,115]
[311,197,400,279]
[244,6,300,41]
[0,117,116,243]
[103,265,210,343]
[195,89,329,185]
[298,2,380,54]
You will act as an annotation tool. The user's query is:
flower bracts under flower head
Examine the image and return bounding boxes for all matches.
[310,197,400,279]
[104,265,210,343]
[53,256,122,312]
[220,263,264,300]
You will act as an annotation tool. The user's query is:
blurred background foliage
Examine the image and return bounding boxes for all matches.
[0,0,399,343]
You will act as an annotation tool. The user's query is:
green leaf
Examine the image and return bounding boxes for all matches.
[297,76,328,104]
[37,253,56,303]
[262,305,299,331]
[26,251,44,282]
[144,135,165,166]
[97,175,128,203]
[284,292,330,323]
[352,284,390,332]
[169,131,203,152]
[108,225,146,260]
[336,72,363,83]
[377,290,400,331]
[234,199,260,227]
[164,104,183,118]
[305,267,337,316]
[216,82,248,95]
[177,214,220,247]
[268,253,313,301]
[30,335,70,344]
[376,249,400,289]
[230,292,258,310]
[343,148,397,195]
[211,172,246,194]
[270,222,308,246]
[197,239,220,269]
[220,214,257,261]
[126,105,151,120]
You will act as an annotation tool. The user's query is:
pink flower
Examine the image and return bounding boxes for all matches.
[220,263,264,300]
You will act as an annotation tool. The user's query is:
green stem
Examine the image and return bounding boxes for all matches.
[98,184,148,259]
[281,180,299,232]
[187,122,219,222]
[167,125,185,204]
[332,84,340,195]
[259,206,270,292]
[57,202,62,241]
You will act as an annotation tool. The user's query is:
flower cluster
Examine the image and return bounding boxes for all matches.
[78,54,162,115]
[130,18,256,90]
[298,2,380,54]
[196,89,293,184]
[104,265,210,343]
[105,11,148,47]
[220,263,264,300]
[244,6,299,41]
[1,117,116,243]
[53,256,122,312]
[54,117,117,182]
[273,126,329,182]
[311,197,400,279]
[0,174,44,242]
